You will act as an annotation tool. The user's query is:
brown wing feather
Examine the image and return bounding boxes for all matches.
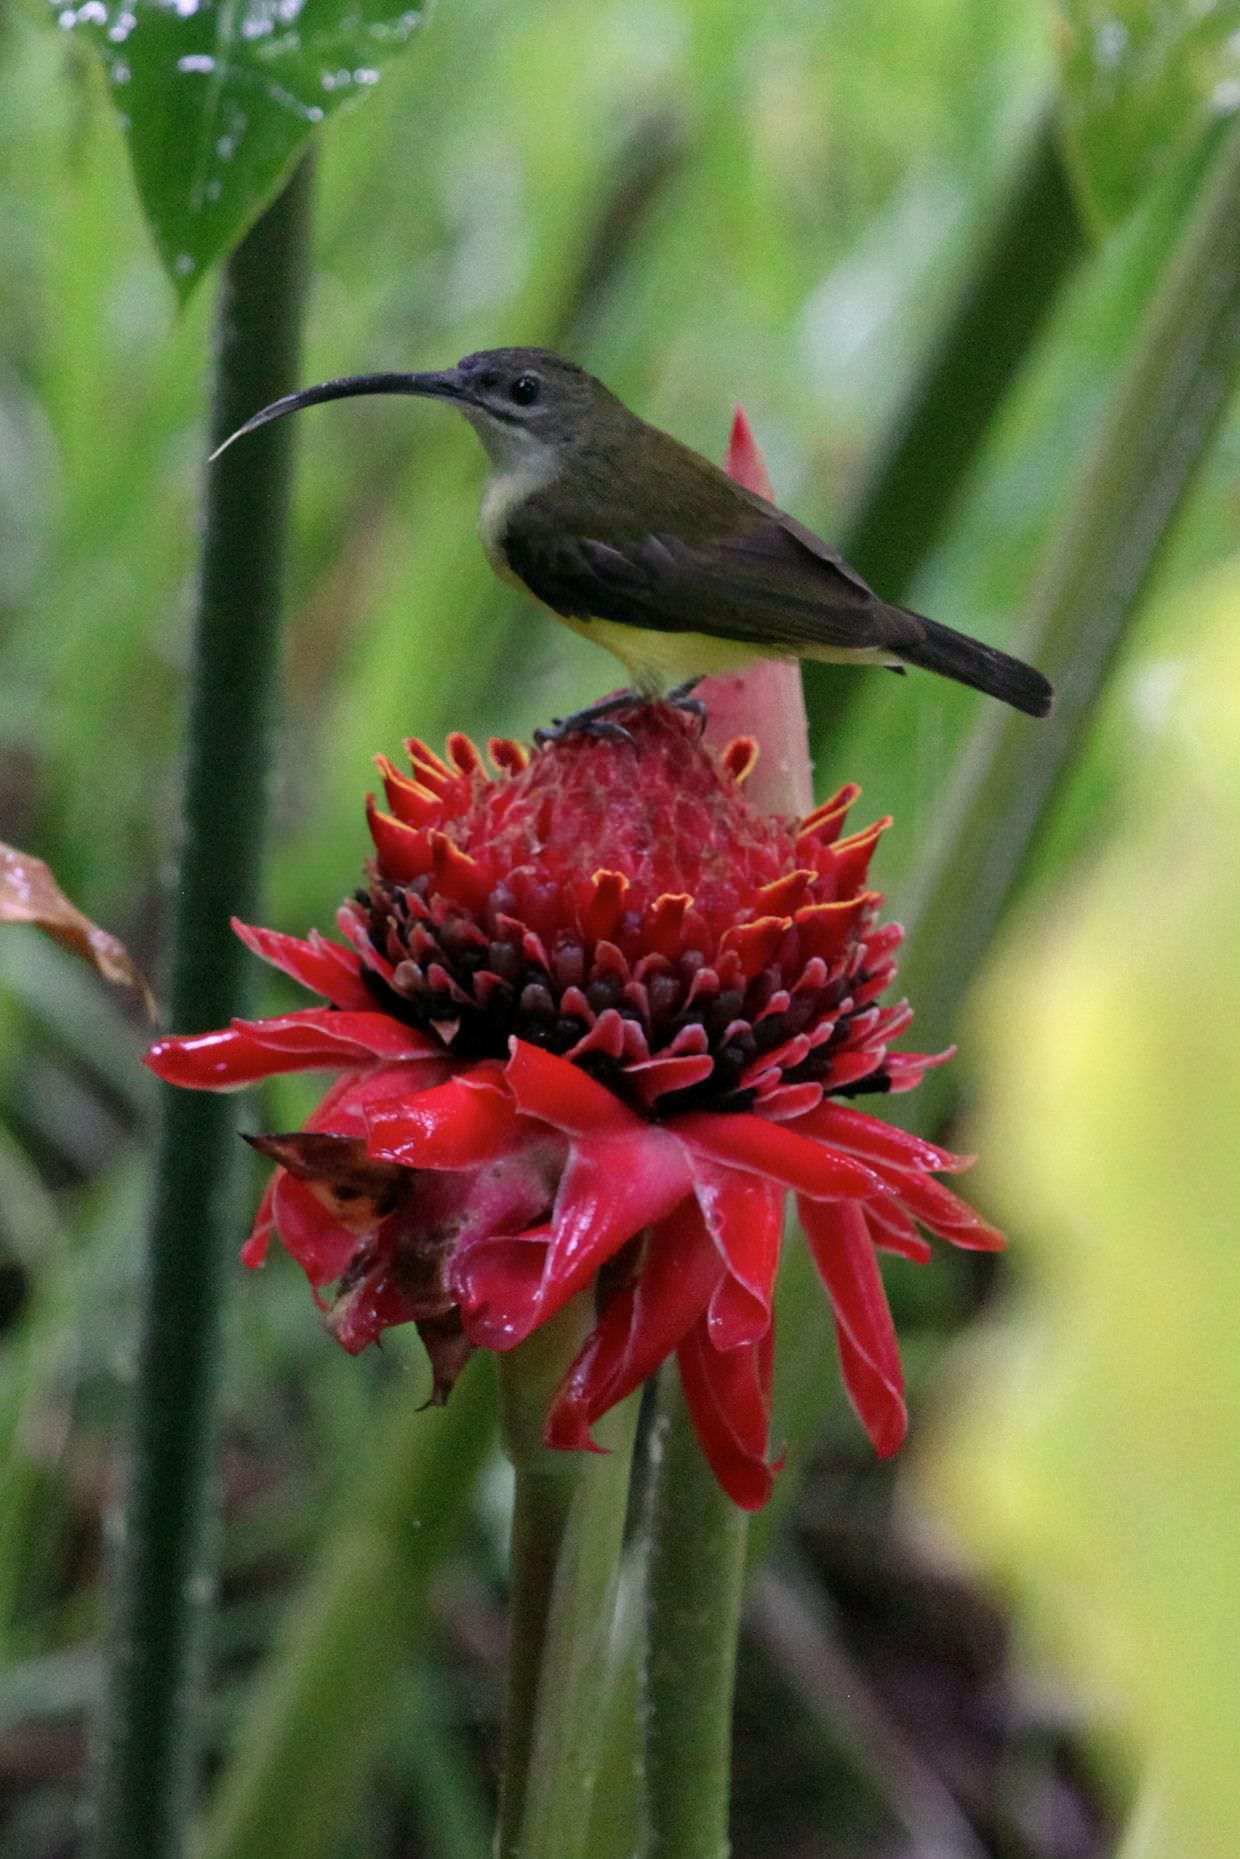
[503,515,926,655]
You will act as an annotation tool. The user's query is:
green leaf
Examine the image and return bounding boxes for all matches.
[1055,0,1240,225]
[931,558,1240,1859]
[54,0,423,295]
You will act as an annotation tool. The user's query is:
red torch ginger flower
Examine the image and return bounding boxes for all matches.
[147,707,1002,1508]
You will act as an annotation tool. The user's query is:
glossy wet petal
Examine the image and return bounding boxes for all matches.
[146,1009,440,1089]
[795,1100,974,1175]
[453,1227,553,1350]
[230,918,374,1009]
[690,1160,784,1348]
[532,1132,692,1333]
[270,1170,362,1288]
[870,1165,1006,1251]
[799,1196,907,1456]
[545,1197,724,1448]
[677,1317,776,1511]
[366,1065,523,1168]
[504,1039,639,1138]
[674,1111,885,1199]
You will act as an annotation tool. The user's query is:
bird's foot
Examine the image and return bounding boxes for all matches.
[533,691,640,746]
[666,678,707,730]
[533,681,709,746]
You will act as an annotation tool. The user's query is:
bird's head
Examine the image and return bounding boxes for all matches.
[211,346,621,470]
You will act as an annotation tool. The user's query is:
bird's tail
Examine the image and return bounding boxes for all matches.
[893,610,1053,718]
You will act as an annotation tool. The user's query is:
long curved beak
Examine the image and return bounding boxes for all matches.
[209,369,468,462]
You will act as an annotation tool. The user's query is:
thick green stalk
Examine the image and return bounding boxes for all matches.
[93,162,313,1859]
[497,1303,640,1859]
[643,1372,748,1859]
[197,1360,496,1859]
[636,664,811,1857]
[805,103,1085,756]
[895,117,1240,1127]
[584,1552,646,1859]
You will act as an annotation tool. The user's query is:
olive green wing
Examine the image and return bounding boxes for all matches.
[502,514,924,655]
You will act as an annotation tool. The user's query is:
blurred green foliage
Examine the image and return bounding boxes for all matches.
[1055,0,1240,225]
[1,0,1239,1852]
[939,555,1240,1859]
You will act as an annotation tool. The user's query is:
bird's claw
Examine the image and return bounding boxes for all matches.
[533,680,707,746]
[534,705,635,746]
[666,678,707,731]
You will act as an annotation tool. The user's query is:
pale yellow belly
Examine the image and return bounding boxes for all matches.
[559,616,771,695]
[556,613,893,697]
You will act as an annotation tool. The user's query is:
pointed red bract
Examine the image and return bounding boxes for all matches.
[799,1196,908,1456]
[678,1317,776,1510]
[546,1199,724,1451]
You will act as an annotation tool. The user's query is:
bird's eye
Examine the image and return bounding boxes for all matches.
[510,374,540,406]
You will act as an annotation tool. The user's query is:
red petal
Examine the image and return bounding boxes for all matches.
[873,1167,1006,1252]
[330,1260,426,1355]
[751,1081,824,1121]
[308,1060,452,1130]
[798,1197,907,1455]
[822,1049,886,1091]
[146,1025,295,1089]
[230,919,374,1010]
[375,754,441,826]
[505,1039,638,1137]
[365,1066,523,1169]
[534,1133,692,1331]
[488,736,530,774]
[454,1228,552,1349]
[799,783,861,843]
[545,1198,723,1448]
[677,1317,776,1510]
[145,1011,423,1093]
[793,1102,973,1175]
[270,1171,362,1287]
[446,731,486,776]
[145,1008,433,1090]
[673,1111,885,1199]
[580,869,629,942]
[544,1285,636,1451]
[885,1048,955,1093]
[366,798,431,881]
[241,1176,277,1268]
[690,1160,784,1348]
[430,832,493,909]
[626,1052,716,1107]
[825,820,890,897]
[863,1197,933,1264]
[720,916,790,979]
[243,1011,440,1063]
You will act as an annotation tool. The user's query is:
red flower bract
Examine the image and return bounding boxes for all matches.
[146,706,1003,1508]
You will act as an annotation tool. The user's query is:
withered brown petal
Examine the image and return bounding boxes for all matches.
[1,841,155,1017]
[244,1131,408,1232]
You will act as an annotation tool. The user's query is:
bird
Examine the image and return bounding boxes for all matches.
[215,346,1053,722]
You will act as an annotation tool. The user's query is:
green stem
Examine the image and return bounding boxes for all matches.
[895,116,1240,1130]
[584,1551,646,1859]
[805,103,1085,758]
[497,1302,640,1859]
[197,1358,496,1859]
[92,161,314,1859]
[643,1371,748,1859]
